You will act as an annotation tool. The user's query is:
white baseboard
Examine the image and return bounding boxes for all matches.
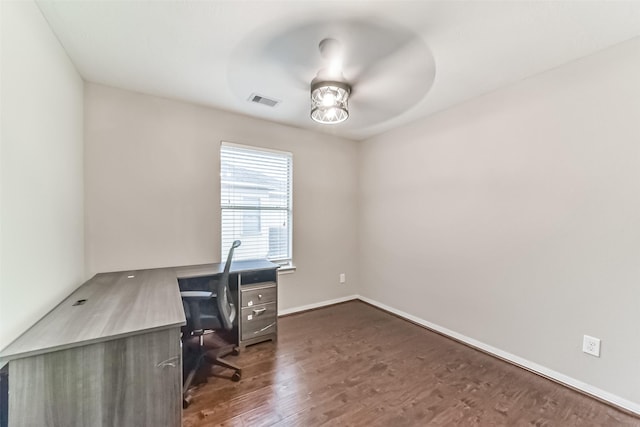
[278,294,359,316]
[357,295,640,416]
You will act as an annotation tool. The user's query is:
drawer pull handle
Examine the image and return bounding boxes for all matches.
[258,294,263,299]
[254,322,275,334]
[157,356,180,369]
[252,308,267,316]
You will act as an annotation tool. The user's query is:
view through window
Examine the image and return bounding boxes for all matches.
[220,142,292,264]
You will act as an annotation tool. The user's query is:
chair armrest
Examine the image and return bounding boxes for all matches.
[180,291,213,300]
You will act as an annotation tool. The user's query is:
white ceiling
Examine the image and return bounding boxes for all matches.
[37,1,640,141]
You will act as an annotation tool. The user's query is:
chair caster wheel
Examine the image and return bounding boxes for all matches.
[232,371,241,382]
[183,396,192,409]
[231,347,240,356]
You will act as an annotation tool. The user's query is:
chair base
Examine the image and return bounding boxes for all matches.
[182,335,242,408]
[212,355,242,382]
[183,355,241,408]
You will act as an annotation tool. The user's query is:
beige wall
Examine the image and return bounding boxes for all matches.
[84,83,359,310]
[359,38,640,406]
[0,1,85,350]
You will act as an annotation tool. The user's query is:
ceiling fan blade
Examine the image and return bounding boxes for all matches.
[346,36,435,124]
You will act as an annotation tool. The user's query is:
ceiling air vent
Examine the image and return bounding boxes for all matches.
[248,93,280,107]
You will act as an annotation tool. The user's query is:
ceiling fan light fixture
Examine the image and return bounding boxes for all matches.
[310,80,351,124]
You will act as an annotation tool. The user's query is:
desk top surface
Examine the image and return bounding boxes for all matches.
[0,260,279,361]
[175,259,278,279]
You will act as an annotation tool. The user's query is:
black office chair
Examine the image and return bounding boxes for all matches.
[180,240,242,408]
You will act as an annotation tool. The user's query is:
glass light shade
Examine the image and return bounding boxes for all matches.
[310,81,350,124]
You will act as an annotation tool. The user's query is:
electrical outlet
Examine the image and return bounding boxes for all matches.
[339,273,346,284]
[582,335,601,357]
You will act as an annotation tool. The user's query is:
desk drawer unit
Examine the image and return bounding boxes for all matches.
[241,302,277,340]
[239,281,277,347]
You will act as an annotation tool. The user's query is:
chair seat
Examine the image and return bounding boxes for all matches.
[181,297,223,330]
[199,312,223,330]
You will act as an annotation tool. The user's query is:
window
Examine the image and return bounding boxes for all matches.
[221,142,292,265]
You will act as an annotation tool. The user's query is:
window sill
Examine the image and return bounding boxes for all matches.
[277,264,297,275]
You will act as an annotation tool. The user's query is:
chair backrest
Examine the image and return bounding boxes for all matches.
[217,240,241,330]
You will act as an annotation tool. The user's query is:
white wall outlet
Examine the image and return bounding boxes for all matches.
[339,273,346,284]
[582,335,601,357]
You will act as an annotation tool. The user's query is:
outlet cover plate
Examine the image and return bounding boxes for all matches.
[582,335,601,357]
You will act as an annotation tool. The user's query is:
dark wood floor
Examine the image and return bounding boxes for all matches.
[183,301,638,426]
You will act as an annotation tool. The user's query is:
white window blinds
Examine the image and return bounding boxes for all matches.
[221,142,293,263]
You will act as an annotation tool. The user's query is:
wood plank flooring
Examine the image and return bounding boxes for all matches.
[183,301,639,426]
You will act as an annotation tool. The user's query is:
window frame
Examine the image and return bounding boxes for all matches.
[220,141,293,267]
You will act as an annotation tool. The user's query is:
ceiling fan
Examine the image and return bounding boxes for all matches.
[228,18,436,129]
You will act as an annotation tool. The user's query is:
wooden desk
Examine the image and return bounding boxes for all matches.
[0,260,279,427]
